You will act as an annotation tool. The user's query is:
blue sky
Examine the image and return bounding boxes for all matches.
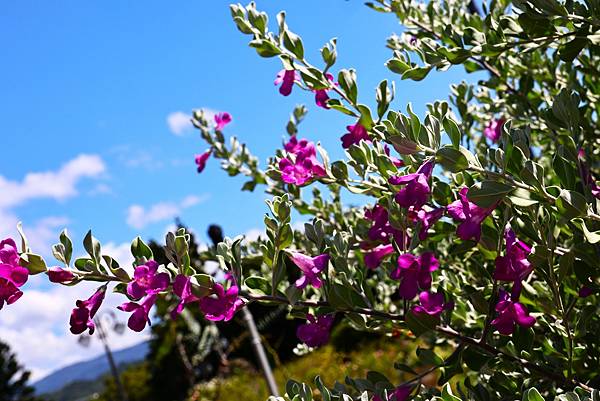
[0,0,478,381]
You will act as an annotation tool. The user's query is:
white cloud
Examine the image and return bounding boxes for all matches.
[126,195,208,229]
[102,242,135,274]
[166,111,192,135]
[0,154,106,210]
[0,276,150,381]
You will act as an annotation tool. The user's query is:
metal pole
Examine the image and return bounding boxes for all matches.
[241,307,279,396]
[96,318,128,401]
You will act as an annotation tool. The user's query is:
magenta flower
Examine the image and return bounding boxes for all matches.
[384,144,405,168]
[374,386,412,401]
[214,112,232,131]
[274,69,299,96]
[70,287,106,335]
[411,291,453,317]
[579,286,593,298]
[411,207,444,241]
[484,118,504,142]
[364,205,404,245]
[199,282,244,322]
[314,73,335,109]
[290,252,329,290]
[279,137,326,186]
[171,274,201,318]
[364,244,394,269]
[118,293,157,332]
[47,267,75,283]
[127,260,170,299]
[195,149,212,173]
[491,289,536,335]
[0,238,28,310]
[296,314,335,347]
[391,252,439,299]
[494,229,532,297]
[389,160,435,209]
[578,149,600,200]
[341,123,370,149]
[447,187,496,242]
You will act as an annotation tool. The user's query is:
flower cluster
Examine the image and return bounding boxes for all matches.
[279,136,326,185]
[0,238,28,309]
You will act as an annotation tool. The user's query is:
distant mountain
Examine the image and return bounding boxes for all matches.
[33,342,149,395]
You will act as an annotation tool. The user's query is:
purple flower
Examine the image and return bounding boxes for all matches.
[0,238,28,310]
[491,289,536,335]
[70,287,106,335]
[364,244,394,269]
[171,274,201,318]
[389,160,435,209]
[274,69,299,96]
[279,137,326,186]
[484,118,504,142]
[411,207,444,241]
[127,260,170,299]
[391,252,439,299]
[314,73,335,109]
[384,145,405,168]
[296,314,334,347]
[199,282,244,322]
[118,293,157,332]
[412,291,452,317]
[447,187,496,242]
[47,267,75,283]
[290,253,329,289]
[214,112,232,131]
[578,149,600,200]
[341,123,370,149]
[364,205,404,245]
[195,149,212,173]
[374,386,412,401]
[579,286,593,298]
[494,229,532,297]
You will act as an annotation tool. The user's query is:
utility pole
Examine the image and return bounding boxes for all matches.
[95,316,128,401]
[207,224,279,397]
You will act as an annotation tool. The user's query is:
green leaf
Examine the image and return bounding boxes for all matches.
[16,222,29,253]
[401,66,432,81]
[441,383,461,401]
[416,347,443,366]
[249,39,281,58]
[558,37,588,62]
[131,236,153,262]
[320,38,337,70]
[283,31,304,59]
[19,253,47,275]
[83,230,102,266]
[389,136,421,155]
[436,146,469,172]
[406,310,438,337]
[59,229,73,266]
[386,58,411,75]
[468,180,515,208]
[337,69,358,105]
[443,118,461,149]
[557,190,588,219]
[245,275,272,295]
[522,388,545,401]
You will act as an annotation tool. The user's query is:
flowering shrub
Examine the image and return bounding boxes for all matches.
[3,0,600,400]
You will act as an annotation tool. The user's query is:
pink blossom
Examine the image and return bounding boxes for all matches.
[279,137,326,186]
[412,291,453,317]
[296,314,334,347]
[491,289,536,335]
[290,253,329,290]
[484,118,504,142]
[384,145,405,168]
[578,149,600,200]
[274,69,299,96]
[389,160,435,209]
[447,187,496,242]
[47,267,75,283]
[314,73,335,109]
[171,274,201,318]
[341,123,370,149]
[364,244,394,269]
[411,207,444,241]
[118,293,157,332]
[0,238,28,310]
[195,149,212,173]
[364,205,404,245]
[494,229,532,297]
[127,260,170,299]
[70,287,106,335]
[391,252,439,299]
[199,282,244,322]
[214,112,232,131]
[374,386,412,401]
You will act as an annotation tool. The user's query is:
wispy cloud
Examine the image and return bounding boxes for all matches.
[126,195,208,229]
[166,108,216,136]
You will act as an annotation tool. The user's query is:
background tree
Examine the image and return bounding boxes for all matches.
[0,340,41,401]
